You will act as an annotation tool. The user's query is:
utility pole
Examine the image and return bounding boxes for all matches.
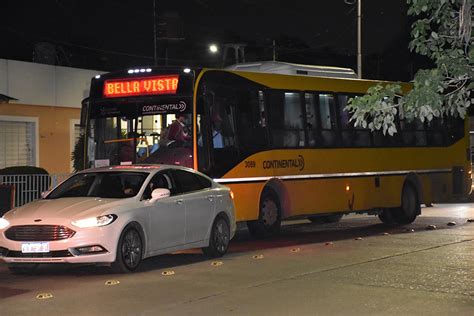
[153,0,158,66]
[272,40,276,61]
[344,0,362,78]
[357,0,362,79]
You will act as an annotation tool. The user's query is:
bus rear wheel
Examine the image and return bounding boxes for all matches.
[393,183,420,224]
[378,183,419,225]
[247,189,281,238]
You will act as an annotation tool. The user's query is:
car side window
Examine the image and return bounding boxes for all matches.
[142,172,175,200]
[172,170,211,194]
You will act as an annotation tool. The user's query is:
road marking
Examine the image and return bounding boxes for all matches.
[36,293,53,300]
[105,280,120,286]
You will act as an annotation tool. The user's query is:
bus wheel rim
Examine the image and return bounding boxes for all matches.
[262,198,278,226]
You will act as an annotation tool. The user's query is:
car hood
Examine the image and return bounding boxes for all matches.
[4,197,129,222]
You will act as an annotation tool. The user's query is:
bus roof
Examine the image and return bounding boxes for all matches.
[225,61,357,79]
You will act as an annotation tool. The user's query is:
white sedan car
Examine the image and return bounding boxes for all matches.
[0,165,236,273]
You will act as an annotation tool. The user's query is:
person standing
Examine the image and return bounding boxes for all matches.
[168,113,191,146]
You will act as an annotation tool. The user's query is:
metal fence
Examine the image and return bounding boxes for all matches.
[0,174,71,208]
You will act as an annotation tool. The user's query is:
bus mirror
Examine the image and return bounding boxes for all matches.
[151,188,170,201]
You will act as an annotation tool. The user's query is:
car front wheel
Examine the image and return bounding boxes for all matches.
[112,225,143,273]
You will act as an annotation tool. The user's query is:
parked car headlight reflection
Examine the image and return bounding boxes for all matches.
[71,214,117,228]
[0,218,10,229]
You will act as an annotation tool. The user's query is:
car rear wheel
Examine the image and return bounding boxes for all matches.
[202,216,230,258]
[247,189,281,238]
[112,226,143,273]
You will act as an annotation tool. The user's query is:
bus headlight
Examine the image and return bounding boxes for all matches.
[72,214,117,228]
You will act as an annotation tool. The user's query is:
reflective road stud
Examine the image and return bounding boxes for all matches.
[211,261,223,267]
[253,254,264,260]
[105,280,120,286]
[290,248,300,253]
[36,293,53,300]
[162,270,175,276]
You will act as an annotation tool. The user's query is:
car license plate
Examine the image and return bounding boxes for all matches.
[21,242,50,253]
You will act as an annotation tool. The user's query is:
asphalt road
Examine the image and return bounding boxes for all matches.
[1,204,473,315]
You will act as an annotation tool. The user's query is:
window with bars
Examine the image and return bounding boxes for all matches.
[0,120,36,169]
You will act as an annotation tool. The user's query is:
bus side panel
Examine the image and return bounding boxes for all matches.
[225,183,262,222]
[285,177,404,217]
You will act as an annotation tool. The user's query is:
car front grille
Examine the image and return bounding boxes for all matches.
[5,225,76,241]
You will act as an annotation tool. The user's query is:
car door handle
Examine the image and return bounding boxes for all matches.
[176,199,184,205]
[207,195,214,202]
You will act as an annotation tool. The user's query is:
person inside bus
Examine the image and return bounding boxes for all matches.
[211,111,224,149]
[197,111,224,149]
[168,113,191,147]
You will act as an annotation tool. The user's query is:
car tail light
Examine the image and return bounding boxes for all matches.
[229,191,235,200]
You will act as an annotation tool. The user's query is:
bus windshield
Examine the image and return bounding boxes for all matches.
[87,113,193,168]
[85,68,195,169]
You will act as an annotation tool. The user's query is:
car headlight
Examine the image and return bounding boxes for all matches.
[0,218,10,229]
[71,214,117,228]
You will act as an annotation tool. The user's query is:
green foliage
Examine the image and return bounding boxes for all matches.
[346,84,401,135]
[71,133,85,172]
[348,0,472,134]
[0,166,49,175]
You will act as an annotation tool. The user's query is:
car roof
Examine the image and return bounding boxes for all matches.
[78,164,214,181]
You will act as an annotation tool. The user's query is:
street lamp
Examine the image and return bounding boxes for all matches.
[209,44,218,54]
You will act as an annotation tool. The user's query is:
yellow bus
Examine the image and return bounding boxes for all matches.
[82,63,471,237]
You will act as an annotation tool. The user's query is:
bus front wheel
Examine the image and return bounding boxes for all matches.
[247,189,281,238]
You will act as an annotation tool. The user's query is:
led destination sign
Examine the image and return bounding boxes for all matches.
[103,75,179,98]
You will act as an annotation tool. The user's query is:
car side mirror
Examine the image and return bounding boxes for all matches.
[150,188,170,202]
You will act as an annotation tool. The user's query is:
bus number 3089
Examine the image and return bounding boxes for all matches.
[244,161,256,168]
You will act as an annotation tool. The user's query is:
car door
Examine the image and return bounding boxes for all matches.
[143,171,185,251]
[171,170,216,245]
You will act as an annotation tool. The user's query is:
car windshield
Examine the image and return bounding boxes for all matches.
[46,172,148,199]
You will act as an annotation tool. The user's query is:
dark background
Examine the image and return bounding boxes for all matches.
[2,0,432,81]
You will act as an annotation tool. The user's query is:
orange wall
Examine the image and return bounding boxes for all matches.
[0,103,80,174]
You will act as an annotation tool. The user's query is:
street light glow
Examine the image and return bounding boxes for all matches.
[209,44,218,53]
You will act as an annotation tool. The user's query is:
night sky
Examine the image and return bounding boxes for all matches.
[2,0,428,81]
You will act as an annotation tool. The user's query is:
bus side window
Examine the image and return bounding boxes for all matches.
[305,93,318,147]
[318,93,338,147]
[337,94,371,147]
[267,91,305,148]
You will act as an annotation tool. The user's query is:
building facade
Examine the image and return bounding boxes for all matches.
[0,59,101,173]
